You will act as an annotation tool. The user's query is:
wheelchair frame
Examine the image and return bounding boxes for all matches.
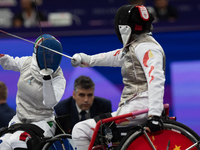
[41,134,72,150]
[88,104,200,150]
[1,103,199,150]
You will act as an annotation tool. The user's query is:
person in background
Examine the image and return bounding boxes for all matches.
[129,0,144,5]
[71,4,165,150]
[12,0,46,28]
[153,0,178,22]
[54,75,112,133]
[0,34,66,150]
[0,81,16,129]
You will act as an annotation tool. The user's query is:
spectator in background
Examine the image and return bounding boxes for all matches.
[12,0,46,28]
[0,81,15,129]
[55,75,112,133]
[153,0,178,22]
[129,0,144,5]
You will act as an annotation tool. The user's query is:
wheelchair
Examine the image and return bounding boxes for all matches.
[89,104,200,150]
[1,104,200,150]
[0,114,74,150]
[41,114,74,150]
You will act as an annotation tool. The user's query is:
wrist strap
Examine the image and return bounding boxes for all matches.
[148,115,160,120]
[43,75,51,80]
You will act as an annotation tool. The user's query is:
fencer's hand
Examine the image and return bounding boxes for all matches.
[71,53,91,68]
[146,116,163,132]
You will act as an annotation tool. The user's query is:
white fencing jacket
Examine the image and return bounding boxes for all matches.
[88,34,165,117]
[0,53,66,123]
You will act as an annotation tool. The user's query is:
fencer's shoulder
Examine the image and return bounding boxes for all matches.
[136,42,161,52]
[21,56,31,63]
[52,66,64,77]
[20,56,32,68]
[26,56,32,61]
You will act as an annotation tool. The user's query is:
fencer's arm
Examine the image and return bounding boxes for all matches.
[135,43,165,117]
[71,48,124,68]
[42,75,66,108]
[0,54,29,71]
[90,49,124,67]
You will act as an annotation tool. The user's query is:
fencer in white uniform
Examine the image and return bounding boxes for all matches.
[0,34,66,150]
[71,5,166,150]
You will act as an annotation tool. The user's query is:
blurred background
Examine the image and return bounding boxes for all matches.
[0,0,200,135]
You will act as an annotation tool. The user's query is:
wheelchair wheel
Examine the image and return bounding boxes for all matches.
[117,119,200,150]
[41,134,73,150]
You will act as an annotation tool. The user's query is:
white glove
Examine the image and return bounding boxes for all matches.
[71,53,91,68]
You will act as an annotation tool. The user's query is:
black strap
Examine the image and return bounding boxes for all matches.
[0,123,44,138]
[0,123,46,150]
[55,114,71,134]
[0,126,9,137]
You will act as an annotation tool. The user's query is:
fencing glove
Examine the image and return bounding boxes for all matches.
[71,53,91,68]
[146,116,163,132]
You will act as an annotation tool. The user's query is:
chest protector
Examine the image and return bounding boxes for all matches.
[119,34,165,106]
[17,57,63,123]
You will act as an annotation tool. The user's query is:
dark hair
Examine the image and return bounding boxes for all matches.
[0,81,8,100]
[74,76,95,93]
